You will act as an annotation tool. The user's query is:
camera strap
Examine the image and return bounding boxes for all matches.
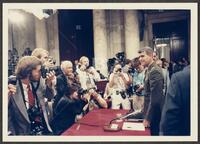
[18,78,27,108]
[30,80,50,134]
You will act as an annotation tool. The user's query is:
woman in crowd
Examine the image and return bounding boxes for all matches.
[108,63,132,109]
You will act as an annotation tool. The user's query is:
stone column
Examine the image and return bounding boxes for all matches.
[93,10,108,76]
[124,10,140,59]
[107,10,124,57]
[46,13,60,66]
[34,17,48,50]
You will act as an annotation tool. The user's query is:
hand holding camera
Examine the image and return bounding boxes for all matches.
[46,71,56,87]
[8,84,16,96]
[114,67,122,75]
[87,67,95,75]
[79,64,87,71]
[135,84,144,93]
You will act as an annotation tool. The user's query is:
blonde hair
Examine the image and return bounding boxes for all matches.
[31,48,49,59]
[79,56,89,64]
[15,56,41,79]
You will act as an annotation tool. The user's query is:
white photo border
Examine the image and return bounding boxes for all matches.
[2,2,198,142]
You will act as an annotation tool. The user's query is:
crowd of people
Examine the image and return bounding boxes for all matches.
[8,46,190,136]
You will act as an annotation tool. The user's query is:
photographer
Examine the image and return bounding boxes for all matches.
[131,57,145,111]
[8,48,56,98]
[76,56,100,88]
[76,56,107,112]
[122,59,133,74]
[51,84,88,135]
[8,56,54,135]
[108,63,132,110]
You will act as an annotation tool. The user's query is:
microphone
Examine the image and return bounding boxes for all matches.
[109,109,142,124]
[103,109,142,132]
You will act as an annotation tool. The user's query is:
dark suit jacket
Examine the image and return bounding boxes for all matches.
[53,73,81,109]
[50,96,87,135]
[53,74,69,109]
[8,77,54,135]
[160,66,190,135]
[51,73,87,135]
[143,62,164,123]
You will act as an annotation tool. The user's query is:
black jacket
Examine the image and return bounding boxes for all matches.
[143,62,164,122]
[51,73,87,135]
[53,74,69,108]
[50,96,87,135]
[160,66,190,135]
[142,62,164,135]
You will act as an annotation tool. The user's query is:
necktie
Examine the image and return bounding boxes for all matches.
[27,84,35,108]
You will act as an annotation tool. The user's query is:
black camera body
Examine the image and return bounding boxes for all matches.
[27,106,44,135]
[133,84,140,91]
[116,68,122,73]
[120,91,127,99]
[116,52,125,61]
[128,68,135,74]
[8,75,17,85]
[77,88,88,96]
[41,66,62,78]
[116,90,127,99]
[133,84,142,95]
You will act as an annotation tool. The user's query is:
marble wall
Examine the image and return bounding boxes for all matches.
[8,10,60,65]
[8,10,36,56]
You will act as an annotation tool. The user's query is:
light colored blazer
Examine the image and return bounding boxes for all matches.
[8,77,53,135]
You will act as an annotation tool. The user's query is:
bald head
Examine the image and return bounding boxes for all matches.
[61,61,73,75]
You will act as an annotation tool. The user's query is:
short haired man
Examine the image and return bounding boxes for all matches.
[138,47,164,135]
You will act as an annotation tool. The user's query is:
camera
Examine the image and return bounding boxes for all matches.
[77,88,88,96]
[27,106,44,135]
[41,66,62,78]
[126,84,134,96]
[133,84,142,95]
[116,68,122,73]
[8,75,17,85]
[116,90,127,99]
[120,91,127,99]
[133,84,140,92]
[128,68,135,74]
[116,52,125,62]
[107,58,117,74]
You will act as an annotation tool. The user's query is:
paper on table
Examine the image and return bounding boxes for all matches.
[122,122,145,131]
